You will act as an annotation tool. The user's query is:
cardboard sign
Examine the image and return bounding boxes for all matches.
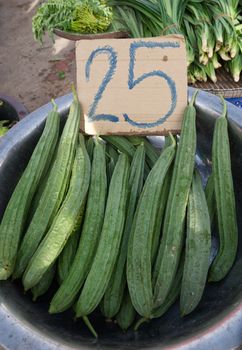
[76,35,187,135]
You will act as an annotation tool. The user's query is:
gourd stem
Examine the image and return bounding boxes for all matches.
[189,89,198,106]
[219,95,227,119]
[71,83,78,101]
[82,316,98,338]
[134,317,149,331]
[51,98,58,110]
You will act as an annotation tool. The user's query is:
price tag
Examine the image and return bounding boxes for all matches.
[76,35,187,135]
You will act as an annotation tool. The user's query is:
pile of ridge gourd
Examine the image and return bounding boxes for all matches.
[0,89,238,337]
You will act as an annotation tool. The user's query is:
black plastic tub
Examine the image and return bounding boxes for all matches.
[0,94,28,122]
[0,88,242,350]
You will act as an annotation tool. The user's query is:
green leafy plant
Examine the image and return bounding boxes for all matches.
[108,0,242,83]
[32,0,113,43]
[0,121,10,137]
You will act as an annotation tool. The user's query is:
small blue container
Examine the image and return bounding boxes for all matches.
[226,97,242,110]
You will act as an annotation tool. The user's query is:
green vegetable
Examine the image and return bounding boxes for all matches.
[116,291,136,331]
[0,104,60,280]
[107,144,119,164]
[135,255,184,331]
[28,139,59,223]
[86,137,95,160]
[151,137,174,264]
[209,97,238,282]
[153,256,183,319]
[103,136,136,158]
[205,174,216,229]
[102,143,145,318]
[103,136,150,177]
[0,120,10,137]
[180,170,211,316]
[153,91,197,309]
[75,153,129,318]
[22,134,91,291]
[127,134,176,318]
[126,136,159,168]
[109,0,242,82]
[49,137,107,314]
[32,0,113,43]
[227,54,242,82]
[32,264,56,301]
[13,89,80,279]
[70,1,113,34]
[57,228,80,284]
[106,144,119,184]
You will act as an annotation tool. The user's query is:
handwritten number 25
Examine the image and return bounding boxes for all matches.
[85,41,178,128]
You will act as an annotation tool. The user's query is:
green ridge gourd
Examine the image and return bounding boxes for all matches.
[49,138,107,313]
[102,143,145,318]
[0,104,60,279]
[127,134,176,318]
[13,89,81,279]
[106,144,119,184]
[103,136,150,178]
[86,137,95,160]
[27,144,59,223]
[135,256,184,331]
[205,174,216,228]
[153,91,197,308]
[116,291,136,331]
[75,153,130,318]
[32,263,56,301]
[126,136,159,168]
[102,136,136,158]
[151,136,174,264]
[57,228,80,284]
[23,134,91,290]
[180,170,211,316]
[209,97,238,282]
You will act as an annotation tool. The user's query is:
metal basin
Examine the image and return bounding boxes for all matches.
[0,88,242,350]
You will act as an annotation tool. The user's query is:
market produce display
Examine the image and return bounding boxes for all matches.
[32,0,113,42]
[0,91,238,337]
[32,0,241,84]
[0,104,60,280]
[109,0,242,83]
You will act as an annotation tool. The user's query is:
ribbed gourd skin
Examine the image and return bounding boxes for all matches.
[153,259,184,319]
[205,174,215,228]
[116,291,136,331]
[0,105,60,280]
[31,263,56,301]
[102,143,145,319]
[134,256,184,331]
[13,95,81,279]
[127,135,159,169]
[49,138,107,314]
[151,137,174,266]
[1,89,239,335]
[103,136,150,178]
[153,92,197,309]
[127,134,176,318]
[57,228,80,284]
[22,134,91,291]
[102,136,136,158]
[75,153,130,318]
[180,170,211,316]
[209,99,238,282]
